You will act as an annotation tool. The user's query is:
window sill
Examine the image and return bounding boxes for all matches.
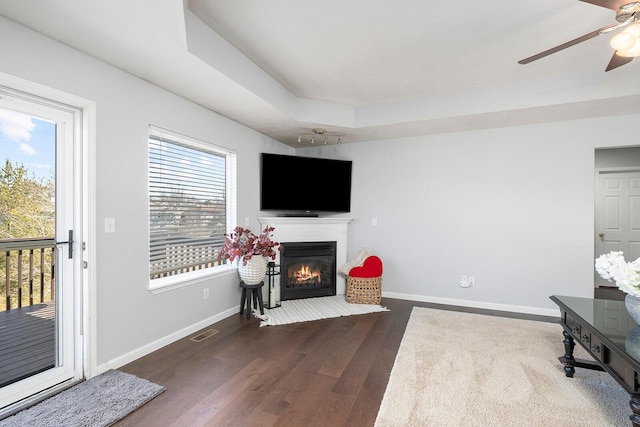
[148,265,237,294]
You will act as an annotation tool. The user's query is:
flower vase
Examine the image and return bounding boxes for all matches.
[625,294,640,324]
[237,256,268,284]
[625,326,640,361]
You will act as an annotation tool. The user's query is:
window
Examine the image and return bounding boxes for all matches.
[148,126,236,289]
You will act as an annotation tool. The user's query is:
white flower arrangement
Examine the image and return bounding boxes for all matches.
[595,251,640,297]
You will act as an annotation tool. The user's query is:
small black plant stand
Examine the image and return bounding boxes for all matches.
[239,281,264,319]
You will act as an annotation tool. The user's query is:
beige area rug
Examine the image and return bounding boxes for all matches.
[375,307,630,427]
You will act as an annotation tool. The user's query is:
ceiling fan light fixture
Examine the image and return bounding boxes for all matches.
[624,22,640,37]
[617,43,640,56]
[610,22,640,57]
[610,32,635,51]
[519,2,640,71]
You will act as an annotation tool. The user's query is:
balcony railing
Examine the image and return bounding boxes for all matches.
[150,235,225,280]
[0,237,55,312]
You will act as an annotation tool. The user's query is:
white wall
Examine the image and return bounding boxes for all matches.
[3,15,640,373]
[301,117,640,315]
[0,17,293,370]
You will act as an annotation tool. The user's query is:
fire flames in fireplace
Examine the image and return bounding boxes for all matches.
[291,264,322,285]
[279,241,337,300]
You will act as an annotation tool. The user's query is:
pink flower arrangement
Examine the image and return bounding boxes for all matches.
[217,226,280,265]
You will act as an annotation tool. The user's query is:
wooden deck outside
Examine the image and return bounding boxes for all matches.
[0,301,55,387]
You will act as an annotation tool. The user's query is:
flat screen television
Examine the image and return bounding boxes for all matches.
[260,153,352,216]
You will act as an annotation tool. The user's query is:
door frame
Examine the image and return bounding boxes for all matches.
[0,72,96,412]
[594,166,640,287]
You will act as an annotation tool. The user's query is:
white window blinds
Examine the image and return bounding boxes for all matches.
[148,128,234,280]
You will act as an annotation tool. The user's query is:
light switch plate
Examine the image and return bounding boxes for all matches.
[104,217,116,233]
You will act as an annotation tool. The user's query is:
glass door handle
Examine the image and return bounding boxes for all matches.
[56,229,74,259]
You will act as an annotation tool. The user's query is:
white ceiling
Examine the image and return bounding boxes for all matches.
[2,0,640,147]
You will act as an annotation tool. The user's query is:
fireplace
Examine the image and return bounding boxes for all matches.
[280,241,337,300]
[258,216,353,299]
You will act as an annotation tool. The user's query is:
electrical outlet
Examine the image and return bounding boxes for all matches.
[459,275,470,288]
[468,276,475,286]
[203,288,209,300]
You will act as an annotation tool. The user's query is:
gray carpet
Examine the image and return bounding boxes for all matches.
[0,369,165,426]
[375,307,630,426]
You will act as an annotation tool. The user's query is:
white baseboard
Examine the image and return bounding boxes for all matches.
[95,305,239,376]
[382,291,559,318]
[96,293,559,376]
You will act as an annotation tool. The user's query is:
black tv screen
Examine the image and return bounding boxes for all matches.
[260,153,352,215]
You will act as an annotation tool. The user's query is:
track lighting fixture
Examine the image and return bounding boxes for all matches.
[293,128,346,145]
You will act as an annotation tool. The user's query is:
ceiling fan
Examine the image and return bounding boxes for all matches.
[518,1,640,71]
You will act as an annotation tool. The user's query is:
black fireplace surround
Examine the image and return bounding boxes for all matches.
[280,241,337,301]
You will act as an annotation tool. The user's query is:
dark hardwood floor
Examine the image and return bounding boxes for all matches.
[113,297,558,427]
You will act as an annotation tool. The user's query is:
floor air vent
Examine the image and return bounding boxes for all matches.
[190,329,220,342]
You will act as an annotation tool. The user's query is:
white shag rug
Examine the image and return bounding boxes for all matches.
[254,295,389,327]
[375,307,630,427]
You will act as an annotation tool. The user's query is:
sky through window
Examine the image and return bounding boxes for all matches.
[0,108,55,182]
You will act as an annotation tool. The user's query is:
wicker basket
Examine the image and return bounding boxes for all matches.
[346,275,382,304]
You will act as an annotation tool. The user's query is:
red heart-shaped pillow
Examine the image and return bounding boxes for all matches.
[349,256,383,278]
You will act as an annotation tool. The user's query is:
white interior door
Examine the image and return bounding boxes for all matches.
[0,88,84,415]
[595,169,640,287]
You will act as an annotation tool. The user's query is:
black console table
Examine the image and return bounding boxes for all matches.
[550,295,640,426]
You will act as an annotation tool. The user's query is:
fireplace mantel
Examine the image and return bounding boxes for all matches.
[258,217,353,226]
[258,217,353,297]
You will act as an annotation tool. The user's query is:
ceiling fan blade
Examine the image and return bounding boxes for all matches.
[605,52,634,71]
[518,29,604,64]
[579,0,632,11]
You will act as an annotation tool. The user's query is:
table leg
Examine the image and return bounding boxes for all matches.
[630,394,640,427]
[256,289,264,315]
[560,329,576,377]
[245,293,252,319]
[239,288,246,315]
[252,289,259,311]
